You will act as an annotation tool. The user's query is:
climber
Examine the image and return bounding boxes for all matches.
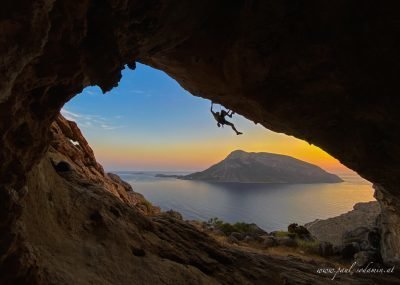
[210,102,243,135]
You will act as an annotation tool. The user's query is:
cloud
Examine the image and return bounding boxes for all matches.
[130,89,145,94]
[61,109,82,120]
[61,108,124,131]
[84,90,97,95]
[100,124,125,130]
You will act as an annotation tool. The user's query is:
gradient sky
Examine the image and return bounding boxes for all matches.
[63,63,351,173]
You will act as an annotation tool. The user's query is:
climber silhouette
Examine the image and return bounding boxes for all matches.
[210,102,243,135]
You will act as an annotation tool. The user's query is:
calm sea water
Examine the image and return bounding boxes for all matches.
[115,171,375,232]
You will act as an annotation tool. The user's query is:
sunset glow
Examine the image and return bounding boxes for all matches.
[64,64,351,174]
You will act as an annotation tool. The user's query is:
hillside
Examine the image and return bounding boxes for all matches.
[184,150,343,183]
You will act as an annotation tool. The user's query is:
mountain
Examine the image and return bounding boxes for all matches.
[183,150,343,183]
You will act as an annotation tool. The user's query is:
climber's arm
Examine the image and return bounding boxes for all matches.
[210,102,216,115]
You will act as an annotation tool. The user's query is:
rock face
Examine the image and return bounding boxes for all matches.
[50,115,159,214]
[305,201,380,246]
[306,202,384,266]
[1,1,400,283]
[184,150,342,183]
[374,185,400,262]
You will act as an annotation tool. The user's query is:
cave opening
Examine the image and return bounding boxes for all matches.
[2,2,400,283]
[62,63,375,232]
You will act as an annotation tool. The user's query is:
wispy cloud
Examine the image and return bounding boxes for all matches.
[84,90,97,96]
[61,108,124,131]
[130,89,145,94]
[100,124,125,131]
[61,109,82,120]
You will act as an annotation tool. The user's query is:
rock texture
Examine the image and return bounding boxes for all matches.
[49,115,159,214]
[1,0,400,283]
[184,150,342,183]
[375,185,400,263]
[305,202,380,246]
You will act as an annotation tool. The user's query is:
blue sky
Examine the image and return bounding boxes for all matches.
[62,63,346,172]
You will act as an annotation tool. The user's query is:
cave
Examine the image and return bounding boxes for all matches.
[1,1,400,284]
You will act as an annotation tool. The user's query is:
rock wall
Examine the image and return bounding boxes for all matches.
[49,115,159,214]
[305,201,380,246]
[375,185,400,263]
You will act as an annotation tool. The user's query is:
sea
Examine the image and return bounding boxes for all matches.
[114,171,375,232]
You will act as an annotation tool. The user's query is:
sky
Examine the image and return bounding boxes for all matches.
[63,63,351,173]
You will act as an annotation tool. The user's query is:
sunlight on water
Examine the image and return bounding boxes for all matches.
[116,171,375,232]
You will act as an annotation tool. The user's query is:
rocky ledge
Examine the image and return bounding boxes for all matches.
[305,202,380,247]
[305,202,387,267]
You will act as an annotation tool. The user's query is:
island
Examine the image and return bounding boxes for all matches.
[157,150,343,184]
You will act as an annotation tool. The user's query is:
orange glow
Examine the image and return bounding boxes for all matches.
[88,126,351,173]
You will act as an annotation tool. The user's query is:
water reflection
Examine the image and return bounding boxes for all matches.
[117,171,374,231]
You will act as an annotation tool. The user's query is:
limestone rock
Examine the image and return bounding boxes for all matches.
[342,227,380,250]
[49,115,160,215]
[305,202,380,246]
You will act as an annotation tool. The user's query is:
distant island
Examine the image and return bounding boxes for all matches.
[156,150,343,184]
[155,174,183,178]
